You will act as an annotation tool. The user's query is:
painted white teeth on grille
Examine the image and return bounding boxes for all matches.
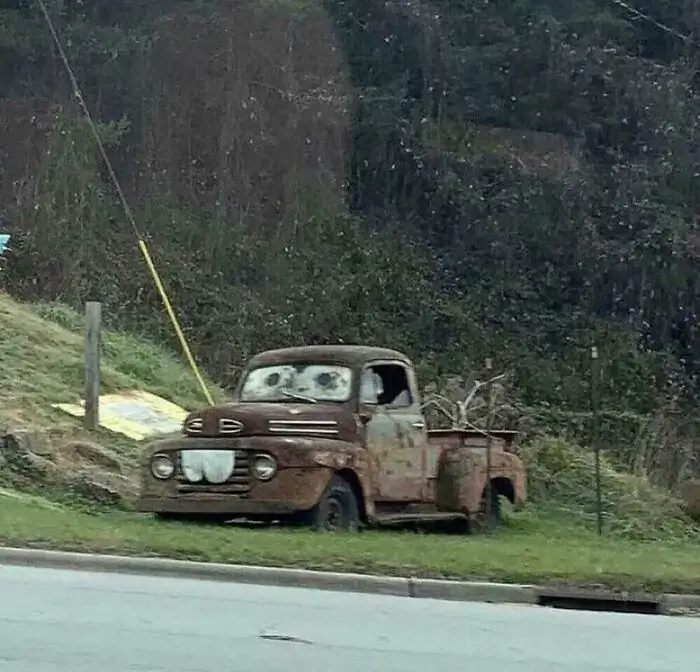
[181,450,235,484]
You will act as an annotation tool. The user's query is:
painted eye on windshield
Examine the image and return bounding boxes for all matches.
[315,372,332,388]
[265,373,281,386]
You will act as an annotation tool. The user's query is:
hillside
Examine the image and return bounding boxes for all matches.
[0,292,697,591]
[0,293,224,506]
[0,292,694,537]
[1,0,700,594]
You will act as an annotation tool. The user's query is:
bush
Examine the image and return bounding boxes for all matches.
[520,436,698,541]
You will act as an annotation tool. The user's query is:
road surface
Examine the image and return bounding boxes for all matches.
[0,563,696,671]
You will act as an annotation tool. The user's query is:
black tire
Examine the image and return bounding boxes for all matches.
[305,474,361,532]
[471,485,502,533]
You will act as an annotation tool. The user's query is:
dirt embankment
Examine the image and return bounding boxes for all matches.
[0,428,137,507]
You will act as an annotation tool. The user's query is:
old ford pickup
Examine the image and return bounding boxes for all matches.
[136,345,527,531]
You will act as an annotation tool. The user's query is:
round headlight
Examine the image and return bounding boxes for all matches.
[151,453,175,480]
[252,454,277,481]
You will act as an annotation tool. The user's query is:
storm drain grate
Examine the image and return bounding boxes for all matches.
[537,593,660,615]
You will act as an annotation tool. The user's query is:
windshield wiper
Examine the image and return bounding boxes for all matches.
[280,389,318,404]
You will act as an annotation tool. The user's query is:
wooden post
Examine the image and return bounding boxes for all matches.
[84,301,102,431]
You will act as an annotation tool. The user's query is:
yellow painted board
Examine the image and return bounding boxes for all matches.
[52,390,189,441]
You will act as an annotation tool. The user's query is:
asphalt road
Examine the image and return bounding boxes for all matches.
[0,563,697,672]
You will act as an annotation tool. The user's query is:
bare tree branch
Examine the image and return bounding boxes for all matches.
[423,371,510,432]
[421,396,457,425]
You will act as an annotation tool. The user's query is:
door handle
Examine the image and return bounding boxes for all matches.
[411,421,425,430]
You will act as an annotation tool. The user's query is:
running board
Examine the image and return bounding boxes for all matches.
[374,512,468,525]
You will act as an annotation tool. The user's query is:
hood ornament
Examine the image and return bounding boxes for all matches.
[288,408,303,415]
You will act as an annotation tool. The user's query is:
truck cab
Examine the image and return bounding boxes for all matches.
[137,345,527,531]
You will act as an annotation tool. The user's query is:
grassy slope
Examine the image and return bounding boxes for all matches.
[0,296,225,462]
[0,293,698,592]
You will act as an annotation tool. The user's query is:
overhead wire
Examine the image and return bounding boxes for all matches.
[35,0,215,405]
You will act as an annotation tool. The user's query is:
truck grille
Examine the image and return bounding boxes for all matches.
[175,449,251,495]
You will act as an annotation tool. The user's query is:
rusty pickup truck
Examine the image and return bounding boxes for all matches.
[137,345,527,531]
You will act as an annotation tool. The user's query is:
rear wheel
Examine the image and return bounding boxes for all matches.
[304,474,361,532]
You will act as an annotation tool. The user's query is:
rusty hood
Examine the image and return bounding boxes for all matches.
[183,402,357,440]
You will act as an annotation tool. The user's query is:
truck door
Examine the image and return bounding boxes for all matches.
[360,360,427,501]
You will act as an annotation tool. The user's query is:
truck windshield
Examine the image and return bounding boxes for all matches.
[239,364,353,403]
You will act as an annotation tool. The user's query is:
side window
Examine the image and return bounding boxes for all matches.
[363,363,413,408]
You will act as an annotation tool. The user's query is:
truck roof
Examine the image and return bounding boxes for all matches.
[247,345,412,368]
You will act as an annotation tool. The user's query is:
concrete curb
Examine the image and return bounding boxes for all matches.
[0,547,409,596]
[408,577,538,604]
[0,546,696,615]
[661,593,700,615]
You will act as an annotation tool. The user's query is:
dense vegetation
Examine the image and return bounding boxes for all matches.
[1,0,699,487]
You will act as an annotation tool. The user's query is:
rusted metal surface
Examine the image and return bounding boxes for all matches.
[430,429,526,514]
[364,410,426,501]
[137,433,371,516]
[137,345,527,527]
[244,345,411,369]
[183,402,358,441]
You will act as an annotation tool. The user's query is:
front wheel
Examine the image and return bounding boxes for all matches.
[303,474,361,532]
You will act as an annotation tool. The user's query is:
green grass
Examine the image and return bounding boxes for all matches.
[0,495,698,593]
[0,292,698,594]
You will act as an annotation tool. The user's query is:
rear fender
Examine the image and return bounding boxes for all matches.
[436,449,525,514]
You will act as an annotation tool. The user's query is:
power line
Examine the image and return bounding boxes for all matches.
[36,0,143,240]
[35,0,215,405]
